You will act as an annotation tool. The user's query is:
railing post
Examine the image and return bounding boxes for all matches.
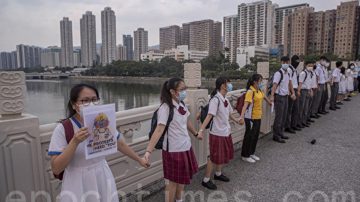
[0,71,45,201]
[257,62,273,134]
[183,63,209,167]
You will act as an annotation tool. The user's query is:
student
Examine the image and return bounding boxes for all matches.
[346,64,355,97]
[338,67,347,102]
[270,56,296,143]
[197,77,240,190]
[145,78,200,202]
[330,61,342,110]
[318,59,330,114]
[298,60,314,128]
[312,56,327,118]
[308,65,319,121]
[239,74,272,163]
[285,55,301,134]
[353,62,359,93]
[48,84,149,202]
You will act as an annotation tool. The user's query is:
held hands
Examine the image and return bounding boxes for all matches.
[270,95,274,103]
[72,127,89,145]
[138,156,150,168]
[290,94,296,100]
[197,130,204,140]
[239,118,245,125]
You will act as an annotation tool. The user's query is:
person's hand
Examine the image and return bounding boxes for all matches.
[72,127,89,145]
[270,95,274,103]
[291,94,296,100]
[144,151,151,165]
[197,130,204,140]
[239,118,245,125]
[297,91,301,97]
[138,157,150,168]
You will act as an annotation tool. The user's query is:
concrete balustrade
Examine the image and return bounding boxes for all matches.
[0,63,277,201]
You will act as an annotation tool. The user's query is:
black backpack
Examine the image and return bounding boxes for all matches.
[148,104,174,151]
[199,96,220,129]
[267,70,283,96]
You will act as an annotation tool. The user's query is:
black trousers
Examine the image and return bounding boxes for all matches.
[241,119,261,158]
[273,95,288,139]
[330,82,339,108]
[358,77,360,92]
[319,83,329,112]
[286,88,299,129]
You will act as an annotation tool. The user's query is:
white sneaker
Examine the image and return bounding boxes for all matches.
[242,157,256,163]
[250,155,260,161]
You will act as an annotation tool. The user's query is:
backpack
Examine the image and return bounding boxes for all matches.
[199,96,220,129]
[235,89,254,115]
[289,65,296,78]
[148,103,175,151]
[267,70,283,96]
[53,119,74,181]
[298,70,308,83]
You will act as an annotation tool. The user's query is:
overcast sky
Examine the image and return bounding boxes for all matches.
[0,0,345,52]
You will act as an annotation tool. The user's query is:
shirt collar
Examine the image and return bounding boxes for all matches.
[172,99,181,110]
[250,85,258,92]
[216,92,226,102]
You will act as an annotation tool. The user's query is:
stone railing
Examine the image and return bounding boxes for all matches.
[0,63,275,201]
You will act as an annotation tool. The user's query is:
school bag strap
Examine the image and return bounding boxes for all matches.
[164,105,174,151]
[53,118,75,181]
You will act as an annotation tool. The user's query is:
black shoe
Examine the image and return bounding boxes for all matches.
[323,111,329,114]
[273,138,286,143]
[318,111,326,115]
[214,174,230,182]
[310,115,317,119]
[292,127,301,131]
[297,124,304,129]
[335,106,341,109]
[315,114,321,118]
[308,119,315,123]
[303,123,310,127]
[344,98,351,101]
[329,107,336,111]
[202,180,217,190]
[285,128,296,134]
[337,102,344,105]
[281,135,289,139]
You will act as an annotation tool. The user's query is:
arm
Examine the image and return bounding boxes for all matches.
[297,82,302,96]
[229,113,239,124]
[289,80,296,100]
[239,101,250,125]
[264,96,272,105]
[187,119,198,138]
[144,124,166,163]
[51,128,88,175]
[270,83,278,102]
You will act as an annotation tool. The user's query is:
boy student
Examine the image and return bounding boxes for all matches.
[285,55,301,134]
[311,56,328,118]
[270,56,296,143]
[330,61,342,110]
[307,64,318,123]
[298,60,314,128]
[318,59,331,114]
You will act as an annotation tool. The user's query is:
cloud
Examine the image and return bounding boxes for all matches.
[0,0,344,52]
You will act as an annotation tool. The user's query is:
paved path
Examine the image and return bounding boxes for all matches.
[144,95,360,202]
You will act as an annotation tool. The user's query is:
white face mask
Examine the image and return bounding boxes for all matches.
[306,66,313,71]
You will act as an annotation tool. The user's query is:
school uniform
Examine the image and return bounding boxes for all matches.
[312,64,326,114]
[319,67,330,113]
[48,117,121,202]
[298,70,312,125]
[346,69,354,92]
[339,74,347,94]
[330,68,341,109]
[241,86,264,158]
[158,100,198,185]
[272,68,290,139]
[208,92,234,165]
[285,65,299,130]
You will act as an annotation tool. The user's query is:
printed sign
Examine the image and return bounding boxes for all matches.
[83,104,118,159]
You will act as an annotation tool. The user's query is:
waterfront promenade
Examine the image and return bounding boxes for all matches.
[143,94,360,202]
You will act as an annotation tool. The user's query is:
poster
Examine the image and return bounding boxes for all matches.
[83,103,118,160]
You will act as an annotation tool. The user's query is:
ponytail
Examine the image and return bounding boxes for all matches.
[160,78,183,108]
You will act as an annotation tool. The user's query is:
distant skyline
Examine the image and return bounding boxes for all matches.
[0,0,345,51]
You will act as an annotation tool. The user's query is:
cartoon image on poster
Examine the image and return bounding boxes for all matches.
[83,104,118,159]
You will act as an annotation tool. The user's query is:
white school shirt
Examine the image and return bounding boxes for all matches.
[332,68,341,83]
[315,64,326,84]
[288,66,299,89]
[323,66,330,82]
[310,70,318,88]
[273,68,290,96]
[208,92,233,137]
[157,100,191,152]
[299,70,312,90]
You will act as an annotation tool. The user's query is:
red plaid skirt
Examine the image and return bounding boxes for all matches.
[162,147,199,185]
[209,134,234,165]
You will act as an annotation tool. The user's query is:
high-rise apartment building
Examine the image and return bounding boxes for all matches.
[60,17,74,67]
[134,28,148,61]
[101,7,116,65]
[223,15,238,63]
[80,11,97,67]
[159,25,181,52]
[123,35,133,60]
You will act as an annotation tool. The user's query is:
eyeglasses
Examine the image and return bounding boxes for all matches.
[78,98,100,106]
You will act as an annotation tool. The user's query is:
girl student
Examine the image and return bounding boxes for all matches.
[48,84,149,202]
[144,78,200,202]
[197,77,241,190]
[239,74,272,163]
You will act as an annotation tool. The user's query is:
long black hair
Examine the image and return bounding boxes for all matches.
[66,84,99,119]
[160,78,184,108]
[246,74,263,90]
[210,77,230,98]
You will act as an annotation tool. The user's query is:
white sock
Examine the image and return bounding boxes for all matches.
[203,177,210,183]
[215,171,222,176]
[176,200,183,202]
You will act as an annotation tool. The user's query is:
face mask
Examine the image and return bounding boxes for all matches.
[227,83,233,92]
[178,90,187,101]
[325,63,330,68]
[281,64,289,70]
[351,66,355,69]
[78,102,95,117]
[258,83,264,90]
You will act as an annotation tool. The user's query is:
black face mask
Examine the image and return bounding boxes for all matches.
[291,60,300,68]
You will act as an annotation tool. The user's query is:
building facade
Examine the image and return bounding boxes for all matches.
[164,45,208,62]
[101,7,116,65]
[223,15,238,63]
[140,50,164,62]
[159,25,181,52]
[60,17,74,67]
[0,51,17,69]
[117,45,127,61]
[16,44,42,68]
[236,46,269,68]
[80,11,97,67]
[123,35,133,60]
[40,46,61,68]
[134,28,148,61]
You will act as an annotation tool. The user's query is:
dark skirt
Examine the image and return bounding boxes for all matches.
[209,134,234,165]
[162,147,199,185]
